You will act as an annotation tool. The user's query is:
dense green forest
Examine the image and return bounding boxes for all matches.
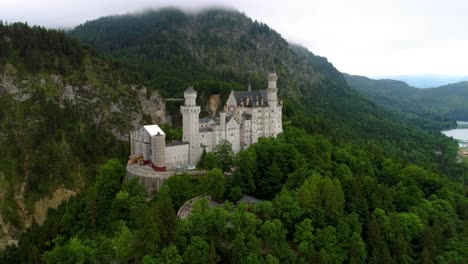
[1,126,467,263]
[1,8,467,263]
[344,74,468,129]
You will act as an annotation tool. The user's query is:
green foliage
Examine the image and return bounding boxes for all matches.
[0,22,85,75]
[228,186,243,202]
[198,149,222,171]
[205,168,225,201]
[183,236,211,264]
[260,219,295,263]
[349,232,367,264]
[297,173,345,225]
[112,222,136,262]
[165,174,206,209]
[44,237,94,264]
[160,123,182,142]
[214,140,234,172]
[92,159,125,230]
[153,185,177,246]
[232,150,257,194]
[157,245,183,264]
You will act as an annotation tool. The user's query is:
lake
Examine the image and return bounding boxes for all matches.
[442,121,468,147]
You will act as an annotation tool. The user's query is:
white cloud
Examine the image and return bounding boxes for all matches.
[1,0,467,76]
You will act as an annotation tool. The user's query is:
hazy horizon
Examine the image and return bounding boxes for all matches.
[2,0,468,78]
[371,74,468,88]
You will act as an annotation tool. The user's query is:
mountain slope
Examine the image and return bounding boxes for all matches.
[68,9,468,191]
[0,22,165,246]
[344,74,468,127]
[69,9,432,142]
[69,9,460,171]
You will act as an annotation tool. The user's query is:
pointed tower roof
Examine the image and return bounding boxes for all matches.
[184,86,196,94]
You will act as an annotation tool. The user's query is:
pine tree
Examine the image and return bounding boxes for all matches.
[154,185,177,246]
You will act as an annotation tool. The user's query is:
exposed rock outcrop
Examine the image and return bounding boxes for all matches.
[0,65,166,248]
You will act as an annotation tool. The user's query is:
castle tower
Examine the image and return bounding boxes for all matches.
[267,73,279,137]
[130,131,135,156]
[181,87,201,165]
[267,72,278,105]
[152,132,166,171]
[220,111,226,141]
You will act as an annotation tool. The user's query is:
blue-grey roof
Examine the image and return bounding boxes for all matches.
[232,90,269,107]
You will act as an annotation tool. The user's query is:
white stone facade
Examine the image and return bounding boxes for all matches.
[129,73,283,170]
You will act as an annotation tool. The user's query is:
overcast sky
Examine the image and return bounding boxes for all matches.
[2,0,468,77]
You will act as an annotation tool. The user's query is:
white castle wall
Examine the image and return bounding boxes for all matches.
[165,143,190,170]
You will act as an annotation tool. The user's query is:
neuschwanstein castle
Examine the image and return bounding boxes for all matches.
[129,73,283,171]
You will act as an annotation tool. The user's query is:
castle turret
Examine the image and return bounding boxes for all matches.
[184,86,197,106]
[220,111,226,140]
[152,132,166,171]
[267,73,278,103]
[181,87,201,165]
[130,131,135,156]
[267,73,280,137]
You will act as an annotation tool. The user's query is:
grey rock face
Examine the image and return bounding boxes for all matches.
[0,71,166,141]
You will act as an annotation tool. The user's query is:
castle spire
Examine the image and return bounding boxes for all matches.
[248,81,252,91]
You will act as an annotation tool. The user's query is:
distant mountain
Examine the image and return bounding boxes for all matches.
[373,75,468,88]
[344,74,468,128]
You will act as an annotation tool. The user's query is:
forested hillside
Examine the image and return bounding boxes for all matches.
[344,74,468,128]
[70,9,460,166]
[0,22,165,246]
[2,128,467,263]
[0,8,467,264]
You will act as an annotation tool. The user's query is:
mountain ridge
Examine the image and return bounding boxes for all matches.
[372,74,468,88]
[344,73,468,125]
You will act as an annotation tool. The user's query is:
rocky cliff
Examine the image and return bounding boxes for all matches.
[0,23,167,247]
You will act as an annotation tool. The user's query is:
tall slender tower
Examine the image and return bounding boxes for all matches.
[267,73,279,136]
[181,87,201,165]
[152,132,166,171]
[220,111,226,141]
